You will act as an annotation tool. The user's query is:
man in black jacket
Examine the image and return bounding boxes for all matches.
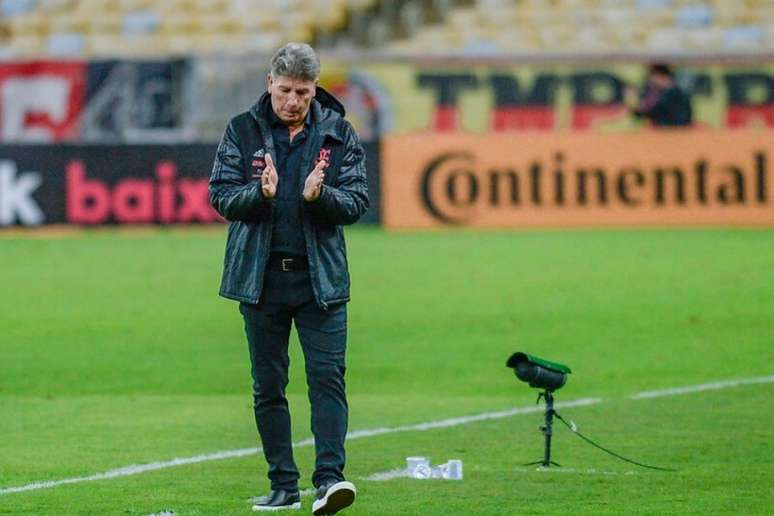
[209,42,368,514]
[626,63,693,127]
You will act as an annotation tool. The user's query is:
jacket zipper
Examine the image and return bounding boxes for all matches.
[255,204,273,304]
[252,117,275,305]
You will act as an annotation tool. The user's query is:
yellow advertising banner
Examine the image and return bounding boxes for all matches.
[382,129,774,228]
[322,61,774,138]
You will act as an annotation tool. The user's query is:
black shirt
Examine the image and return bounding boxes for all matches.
[269,109,310,258]
[636,85,693,127]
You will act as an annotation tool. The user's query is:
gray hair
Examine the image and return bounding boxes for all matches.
[270,43,320,82]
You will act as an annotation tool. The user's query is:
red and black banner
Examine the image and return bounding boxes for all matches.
[0,143,380,227]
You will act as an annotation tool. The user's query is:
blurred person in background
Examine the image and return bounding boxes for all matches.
[626,63,693,127]
[209,42,368,514]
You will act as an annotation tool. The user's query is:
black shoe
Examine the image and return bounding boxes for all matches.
[251,489,301,511]
[312,480,356,515]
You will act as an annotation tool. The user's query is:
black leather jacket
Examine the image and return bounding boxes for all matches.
[208,87,369,309]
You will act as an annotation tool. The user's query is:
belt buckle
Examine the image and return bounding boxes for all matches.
[281,258,293,272]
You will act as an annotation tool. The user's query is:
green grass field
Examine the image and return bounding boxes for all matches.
[1,227,773,515]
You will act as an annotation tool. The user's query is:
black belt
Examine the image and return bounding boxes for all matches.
[267,256,308,272]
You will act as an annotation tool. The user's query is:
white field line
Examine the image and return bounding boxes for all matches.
[364,468,411,481]
[629,375,774,399]
[0,398,599,496]
[347,397,600,438]
[0,448,262,495]
[2,374,772,496]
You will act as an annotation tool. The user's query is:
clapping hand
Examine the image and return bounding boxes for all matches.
[303,160,326,202]
[261,154,278,199]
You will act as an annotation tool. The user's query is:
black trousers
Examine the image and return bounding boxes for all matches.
[239,267,348,491]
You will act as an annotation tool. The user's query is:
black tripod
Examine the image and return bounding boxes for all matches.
[524,390,561,468]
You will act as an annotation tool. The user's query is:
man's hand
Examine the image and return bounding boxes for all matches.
[303,160,326,202]
[261,153,278,198]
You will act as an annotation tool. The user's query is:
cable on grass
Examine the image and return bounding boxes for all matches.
[553,410,677,472]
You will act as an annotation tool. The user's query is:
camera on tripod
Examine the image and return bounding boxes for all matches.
[505,352,673,472]
[506,352,572,468]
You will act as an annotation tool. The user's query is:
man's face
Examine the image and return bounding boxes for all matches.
[267,73,317,126]
[648,72,673,89]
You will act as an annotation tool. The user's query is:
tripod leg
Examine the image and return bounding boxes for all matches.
[542,391,557,467]
[524,390,561,468]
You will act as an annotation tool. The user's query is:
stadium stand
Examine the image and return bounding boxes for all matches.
[0,0,359,57]
[0,0,772,58]
[386,0,774,55]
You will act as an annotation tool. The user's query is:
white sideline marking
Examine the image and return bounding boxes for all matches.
[364,468,411,481]
[629,375,774,399]
[2,374,772,496]
[348,397,600,439]
[0,448,262,495]
[0,398,598,496]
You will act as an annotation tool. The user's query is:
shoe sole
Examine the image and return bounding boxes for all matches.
[252,501,301,511]
[312,481,356,515]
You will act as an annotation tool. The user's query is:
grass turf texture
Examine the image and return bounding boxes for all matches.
[1,227,772,515]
